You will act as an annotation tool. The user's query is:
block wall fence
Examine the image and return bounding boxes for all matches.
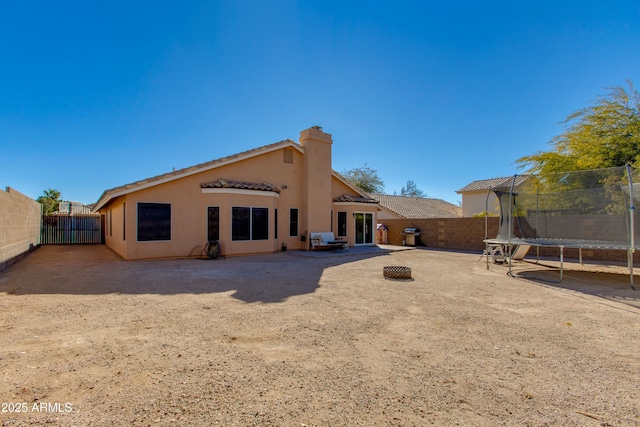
[0,187,41,271]
[1,187,637,269]
[382,217,640,263]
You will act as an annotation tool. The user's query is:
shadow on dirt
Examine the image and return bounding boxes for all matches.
[0,245,393,303]
[495,259,640,310]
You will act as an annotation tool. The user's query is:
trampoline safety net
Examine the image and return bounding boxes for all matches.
[492,165,640,248]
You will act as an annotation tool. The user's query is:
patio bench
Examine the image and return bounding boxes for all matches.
[310,232,348,251]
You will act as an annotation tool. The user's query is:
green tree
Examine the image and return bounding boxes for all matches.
[341,163,384,193]
[517,81,640,174]
[400,180,425,197]
[36,189,62,214]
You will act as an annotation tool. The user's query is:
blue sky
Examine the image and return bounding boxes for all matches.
[1,1,639,205]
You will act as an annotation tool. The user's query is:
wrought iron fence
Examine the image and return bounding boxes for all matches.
[41,214,102,244]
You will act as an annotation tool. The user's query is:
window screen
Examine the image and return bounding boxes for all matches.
[138,203,171,241]
[290,208,299,236]
[232,207,269,241]
[208,207,220,241]
[252,208,268,240]
[232,207,251,241]
[338,211,347,237]
[274,209,278,239]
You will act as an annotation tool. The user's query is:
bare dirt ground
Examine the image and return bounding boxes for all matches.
[0,245,639,426]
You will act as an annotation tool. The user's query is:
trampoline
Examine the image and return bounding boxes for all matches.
[484,165,639,290]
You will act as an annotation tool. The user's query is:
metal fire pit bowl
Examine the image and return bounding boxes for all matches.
[383,266,412,281]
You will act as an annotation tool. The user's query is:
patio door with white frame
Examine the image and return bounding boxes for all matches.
[354,212,374,245]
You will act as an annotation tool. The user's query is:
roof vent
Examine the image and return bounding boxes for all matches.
[311,125,323,131]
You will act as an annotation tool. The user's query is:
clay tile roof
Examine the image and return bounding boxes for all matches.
[456,175,530,193]
[333,193,378,204]
[93,139,299,211]
[201,178,280,193]
[370,194,462,219]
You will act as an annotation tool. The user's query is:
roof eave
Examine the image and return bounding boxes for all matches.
[93,140,301,211]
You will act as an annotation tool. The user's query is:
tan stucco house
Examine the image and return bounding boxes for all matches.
[456,175,529,217]
[93,126,379,259]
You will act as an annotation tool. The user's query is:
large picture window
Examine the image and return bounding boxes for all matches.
[138,203,171,241]
[232,207,269,241]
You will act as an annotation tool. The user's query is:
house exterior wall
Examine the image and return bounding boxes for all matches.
[330,176,356,200]
[300,127,333,235]
[103,147,303,259]
[103,197,127,258]
[331,203,378,247]
[98,128,373,259]
[330,177,379,247]
[461,190,500,217]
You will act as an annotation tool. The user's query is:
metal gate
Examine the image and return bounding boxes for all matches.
[41,214,102,244]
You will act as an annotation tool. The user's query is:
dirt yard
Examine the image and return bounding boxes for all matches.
[0,245,639,426]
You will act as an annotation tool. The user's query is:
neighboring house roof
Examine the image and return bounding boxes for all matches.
[370,194,462,219]
[93,139,372,212]
[456,175,530,193]
[201,178,281,193]
[53,201,96,215]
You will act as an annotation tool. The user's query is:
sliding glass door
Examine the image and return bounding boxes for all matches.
[354,212,374,245]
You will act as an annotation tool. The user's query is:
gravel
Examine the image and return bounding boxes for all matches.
[0,245,639,426]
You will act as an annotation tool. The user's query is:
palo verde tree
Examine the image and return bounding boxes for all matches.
[36,189,62,214]
[517,80,640,174]
[340,163,385,193]
[516,82,640,215]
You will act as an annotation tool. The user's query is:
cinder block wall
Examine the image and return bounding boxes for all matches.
[382,217,638,262]
[0,187,41,271]
[383,217,499,251]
